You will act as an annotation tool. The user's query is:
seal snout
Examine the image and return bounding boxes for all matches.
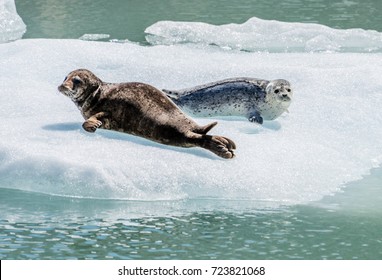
[281,92,291,101]
[58,84,66,92]
[57,83,72,96]
[57,84,67,95]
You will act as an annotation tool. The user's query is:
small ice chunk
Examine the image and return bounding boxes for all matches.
[0,0,26,43]
[79,33,111,41]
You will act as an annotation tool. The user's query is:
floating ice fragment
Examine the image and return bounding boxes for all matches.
[0,0,26,43]
[79,33,111,41]
[145,17,382,53]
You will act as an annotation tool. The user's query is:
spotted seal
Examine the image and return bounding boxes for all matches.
[163,78,293,124]
[58,69,236,159]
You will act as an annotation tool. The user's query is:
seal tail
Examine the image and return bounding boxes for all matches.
[200,135,236,159]
[193,121,218,134]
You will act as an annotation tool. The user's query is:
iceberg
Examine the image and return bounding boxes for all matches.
[145,17,382,53]
[1,39,382,207]
[0,0,26,43]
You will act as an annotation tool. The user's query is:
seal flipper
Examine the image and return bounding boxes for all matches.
[83,118,102,133]
[200,135,236,159]
[82,112,107,133]
[193,121,218,134]
[248,111,263,124]
[187,131,236,159]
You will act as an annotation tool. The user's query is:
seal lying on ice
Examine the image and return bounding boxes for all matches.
[163,78,293,124]
[58,69,236,159]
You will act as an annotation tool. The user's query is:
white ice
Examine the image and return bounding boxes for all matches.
[79,34,111,41]
[0,0,26,43]
[1,38,382,207]
[145,17,382,53]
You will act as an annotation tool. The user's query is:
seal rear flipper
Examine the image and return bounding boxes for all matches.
[202,135,236,159]
[197,134,236,159]
[193,121,218,134]
[185,131,235,159]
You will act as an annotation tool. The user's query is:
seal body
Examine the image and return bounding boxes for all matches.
[163,78,293,124]
[58,69,236,159]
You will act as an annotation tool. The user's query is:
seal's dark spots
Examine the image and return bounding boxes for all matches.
[274,89,279,94]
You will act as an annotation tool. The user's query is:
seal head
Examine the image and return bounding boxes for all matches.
[59,69,101,103]
[265,79,292,105]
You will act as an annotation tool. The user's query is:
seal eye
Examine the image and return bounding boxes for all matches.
[72,77,83,86]
[274,89,279,94]
[287,88,291,92]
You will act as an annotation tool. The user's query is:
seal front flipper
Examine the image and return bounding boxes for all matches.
[82,112,107,133]
[248,111,263,125]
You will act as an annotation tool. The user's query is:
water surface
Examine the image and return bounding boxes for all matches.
[16,0,382,42]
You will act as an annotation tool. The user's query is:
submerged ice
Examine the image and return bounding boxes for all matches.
[0,0,26,43]
[1,39,382,206]
[145,17,382,53]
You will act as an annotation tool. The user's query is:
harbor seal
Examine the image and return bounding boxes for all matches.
[57,69,236,159]
[163,78,293,124]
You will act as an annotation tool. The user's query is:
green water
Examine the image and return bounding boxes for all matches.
[1,0,381,260]
[1,183,382,260]
[16,0,382,43]
[2,160,382,259]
